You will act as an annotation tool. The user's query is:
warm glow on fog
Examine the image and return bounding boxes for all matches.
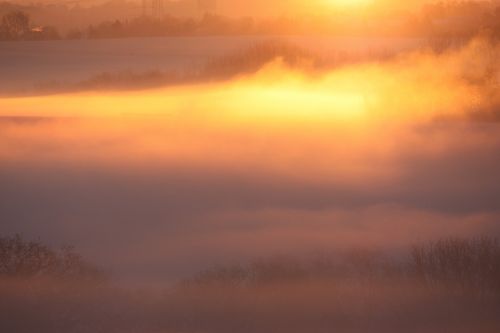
[0,41,491,186]
[321,0,374,8]
[0,51,477,123]
[1,0,500,329]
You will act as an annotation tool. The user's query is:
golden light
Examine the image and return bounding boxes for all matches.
[0,41,486,185]
[320,0,374,9]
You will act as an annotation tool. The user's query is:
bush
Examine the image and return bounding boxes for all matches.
[0,11,29,40]
[411,237,500,294]
[0,234,104,282]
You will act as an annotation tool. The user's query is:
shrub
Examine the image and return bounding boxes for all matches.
[410,237,500,294]
[0,234,104,282]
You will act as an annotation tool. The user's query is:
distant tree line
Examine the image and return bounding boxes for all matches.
[3,233,499,295]
[79,14,264,39]
[2,2,500,41]
[0,11,60,41]
[1,234,500,333]
[64,8,500,40]
[183,237,500,296]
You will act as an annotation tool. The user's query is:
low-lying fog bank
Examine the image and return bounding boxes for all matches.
[0,36,499,333]
[1,37,499,284]
[1,235,500,333]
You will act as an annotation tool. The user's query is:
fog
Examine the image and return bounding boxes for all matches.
[1,0,500,325]
[1,37,499,285]
[0,36,424,93]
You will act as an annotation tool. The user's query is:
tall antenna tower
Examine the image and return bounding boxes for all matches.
[142,0,165,18]
[197,0,216,13]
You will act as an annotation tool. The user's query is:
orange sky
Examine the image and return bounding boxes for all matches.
[5,0,484,15]
[214,0,439,16]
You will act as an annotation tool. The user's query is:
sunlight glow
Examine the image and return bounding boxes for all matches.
[0,39,487,185]
[322,0,374,7]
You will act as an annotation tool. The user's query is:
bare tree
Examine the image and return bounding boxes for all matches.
[0,11,30,40]
[411,237,500,294]
[0,234,105,282]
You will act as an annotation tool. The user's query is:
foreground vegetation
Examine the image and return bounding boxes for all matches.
[1,234,500,332]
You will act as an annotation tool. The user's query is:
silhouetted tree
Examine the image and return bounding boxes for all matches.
[411,237,500,294]
[0,234,104,282]
[0,11,30,40]
[66,29,84,40]
[35,26,60,40]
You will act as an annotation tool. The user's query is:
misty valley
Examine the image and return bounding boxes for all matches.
[1,0,500,332]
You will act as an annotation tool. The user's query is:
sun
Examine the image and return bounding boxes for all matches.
[322,0,374,8]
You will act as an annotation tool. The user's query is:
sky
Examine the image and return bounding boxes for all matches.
[2,0,480,15]
[215,0,423,16]
[215,0,500,18]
